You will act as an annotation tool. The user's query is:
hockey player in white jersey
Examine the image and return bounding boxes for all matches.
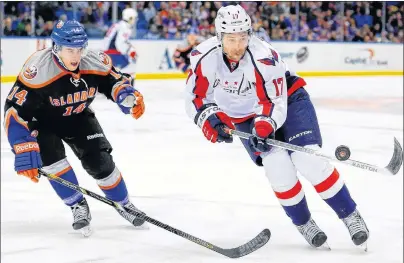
[185,5,369,249]
[103,8,138,74]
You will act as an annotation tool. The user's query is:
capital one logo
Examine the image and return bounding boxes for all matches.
[344,48,388,66]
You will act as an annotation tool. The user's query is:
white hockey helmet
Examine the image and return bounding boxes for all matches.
[215,5,252,40]
[122,8,138,25]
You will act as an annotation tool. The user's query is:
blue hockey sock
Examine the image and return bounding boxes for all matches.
[42,159,83,206]
[274,180,311,226]
[314,168,356,219]
[97,167,129,205]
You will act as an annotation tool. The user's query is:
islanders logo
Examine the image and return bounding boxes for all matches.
[23,65,38,80]
[98,52,111,66]
[56,21,64,29]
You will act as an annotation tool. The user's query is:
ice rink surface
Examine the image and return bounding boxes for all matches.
[1,76,403,263]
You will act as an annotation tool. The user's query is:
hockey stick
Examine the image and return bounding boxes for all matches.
[225,128,403,176]
[38,169,270,258]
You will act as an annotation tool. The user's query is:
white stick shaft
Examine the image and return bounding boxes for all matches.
[228,129,393,175]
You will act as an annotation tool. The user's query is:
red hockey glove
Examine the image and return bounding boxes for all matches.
[194,104,235,143]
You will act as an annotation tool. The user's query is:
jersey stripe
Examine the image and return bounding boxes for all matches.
[248,49,274,117]
[191,47,217,110]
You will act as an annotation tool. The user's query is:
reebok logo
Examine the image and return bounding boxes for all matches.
[288,130,312,142]
[87,133,104,140]
[14,142,39,154]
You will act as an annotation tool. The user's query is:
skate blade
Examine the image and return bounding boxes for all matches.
[312,242,331,250]
[360,242,368,252]
[79,225,93,237]
[320,242,331,250]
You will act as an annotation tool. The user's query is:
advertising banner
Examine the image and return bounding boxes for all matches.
[1,38,402,82]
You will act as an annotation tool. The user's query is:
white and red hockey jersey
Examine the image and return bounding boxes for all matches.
[102,20,134,56]
[185,35,306,129]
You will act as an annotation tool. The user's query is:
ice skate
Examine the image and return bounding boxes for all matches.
[342,209,369,250]
[296,218,329,249]
[116,201,148,229]
[71,198,92,237]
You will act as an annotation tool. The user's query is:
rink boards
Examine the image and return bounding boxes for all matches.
[0,38,403,83]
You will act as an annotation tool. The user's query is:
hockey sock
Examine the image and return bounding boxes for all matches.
[96,166,129,205]
[314,168,356,218]
[42,159,83,206]
[274,180,311,226]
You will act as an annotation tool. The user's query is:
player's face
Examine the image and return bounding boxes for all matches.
[222,32,249,61]
[128,16,136,26]
[59,47,85,71]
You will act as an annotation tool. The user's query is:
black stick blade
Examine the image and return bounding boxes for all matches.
[220,229,271,258]
[386,137,403,175]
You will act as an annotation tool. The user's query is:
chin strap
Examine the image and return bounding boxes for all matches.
[52,50,70,71]
[51,44,87,72]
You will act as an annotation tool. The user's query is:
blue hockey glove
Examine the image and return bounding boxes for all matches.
[114,84,145,119]
[12,135,42,183]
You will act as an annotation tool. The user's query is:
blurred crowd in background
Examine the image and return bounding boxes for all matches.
[2,1,403,43]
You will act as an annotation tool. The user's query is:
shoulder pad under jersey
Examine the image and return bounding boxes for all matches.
[249,36,281,61]
[118,20,131,31]
[80,50,113,76]
[190,37,220,62]
[195,37,220,53]
[18,48,67,89]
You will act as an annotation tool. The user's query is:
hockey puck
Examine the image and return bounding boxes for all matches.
[335,145,351,161]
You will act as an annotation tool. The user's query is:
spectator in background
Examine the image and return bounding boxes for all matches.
[354,6,373,28]
[298,19,310,40]
[81,7,97,25]
[307,29,318,41]
[329,31,337,41]
[1,1,403,43]
[16,21,34,36]
[253,23,271,42]
[4,2,19,17]
[3,17,17,36]
[352,28,364,42]
[145,24,161,39]
[41,3,58,19]
[39,21,53,36]
[143,2,156,24]
[319,29,329,41]
[373,9,383,29]
[162,10,178,39]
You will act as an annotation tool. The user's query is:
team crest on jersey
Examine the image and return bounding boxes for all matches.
[98,52,111,66]
[191,49,201,56]
[22,65,38,80]
[269,49,279,62]
[258,58,276,66]
[56,21,64,29]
